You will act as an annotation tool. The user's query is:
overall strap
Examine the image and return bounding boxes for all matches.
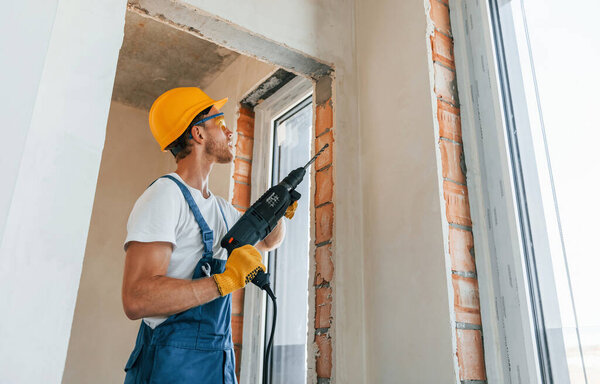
[159,175,214,263]
[216,199,230,233]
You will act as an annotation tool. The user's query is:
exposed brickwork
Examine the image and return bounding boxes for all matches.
[429,1,487,382]
[313,79,335,383]
[230,106,256,382]
[315,243,334,286]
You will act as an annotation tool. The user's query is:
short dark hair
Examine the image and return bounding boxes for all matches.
[166,105,212,161]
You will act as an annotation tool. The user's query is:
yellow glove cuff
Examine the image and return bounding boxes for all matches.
[213,245,266,296]
[284,200,298,219]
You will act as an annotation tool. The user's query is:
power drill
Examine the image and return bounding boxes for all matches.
[220,143,329,289]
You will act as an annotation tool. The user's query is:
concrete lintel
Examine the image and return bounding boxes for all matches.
[128,0,333,79]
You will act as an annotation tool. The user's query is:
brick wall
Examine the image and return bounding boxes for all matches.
[429,0,487,382]
[230,106,256,382]
[313,76,335,383]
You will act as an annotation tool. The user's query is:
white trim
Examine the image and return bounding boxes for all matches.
[450,1,542,382]
[239,76,313,384]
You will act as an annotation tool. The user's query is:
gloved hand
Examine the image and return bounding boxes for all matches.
[213,244,266,296]
[284,200,298,219]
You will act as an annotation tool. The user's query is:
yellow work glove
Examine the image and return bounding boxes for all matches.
[284,201,298,219]
[213,244,266,296]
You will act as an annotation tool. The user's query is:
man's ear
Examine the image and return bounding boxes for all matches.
[191,126,204,144]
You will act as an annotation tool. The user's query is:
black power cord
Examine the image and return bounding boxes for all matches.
[249,271,278,384]
[263,285,277,384]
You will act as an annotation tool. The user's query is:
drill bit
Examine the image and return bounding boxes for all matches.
[303,144,329,170]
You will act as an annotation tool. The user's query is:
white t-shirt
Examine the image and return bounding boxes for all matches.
[124,172,241,329]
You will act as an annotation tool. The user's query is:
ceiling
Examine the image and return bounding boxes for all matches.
[111,11,240,110]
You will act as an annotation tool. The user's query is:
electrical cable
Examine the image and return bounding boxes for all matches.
[263,285,277,384]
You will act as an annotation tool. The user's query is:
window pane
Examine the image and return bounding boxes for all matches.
[266,97,312,384]
[520,0,600,381]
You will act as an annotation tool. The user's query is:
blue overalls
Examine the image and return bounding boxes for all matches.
[124,175,237,384]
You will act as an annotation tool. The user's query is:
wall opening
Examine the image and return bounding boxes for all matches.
[62,8,280,383]
[63,2,334,383]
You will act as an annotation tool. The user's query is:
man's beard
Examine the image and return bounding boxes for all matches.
[205,135,233,163]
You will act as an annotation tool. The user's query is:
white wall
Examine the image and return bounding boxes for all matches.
[357,0,456,381]
[0,1,126,382]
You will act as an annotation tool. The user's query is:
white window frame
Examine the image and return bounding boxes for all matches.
[450,0,573,382]
[239,76,313,384]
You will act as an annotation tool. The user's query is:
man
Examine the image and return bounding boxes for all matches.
[121,87,293,383]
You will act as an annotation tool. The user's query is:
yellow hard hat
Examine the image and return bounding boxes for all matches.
[149,87,228,151]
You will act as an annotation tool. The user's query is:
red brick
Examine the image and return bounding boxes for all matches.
[231,288,245,315]
[430,0,452,36]
[315,130,334,171]
[237,107,255,138]
[315,287,332,329]
[315,203,333,244]
[315,100,333,137]
[315,244,334,285]
[315,166,333,206]
[234,345,242,377]
[434,62,459,106]
[438,100,462,142]
[231,315,243,344]
[449,226,476,273]
[232,182,251,208]
[452,275,481,325]
[235,134,254,160]
[456,329,486,380]
[440,139,466,184]
[431,30,455,69]
[315,334,332,378]
[443,181,472,226]
[233,158,252,185]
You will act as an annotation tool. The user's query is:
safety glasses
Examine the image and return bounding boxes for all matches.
[189,112,227,138]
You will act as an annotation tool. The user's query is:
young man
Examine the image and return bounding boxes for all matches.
[121,87,293,383]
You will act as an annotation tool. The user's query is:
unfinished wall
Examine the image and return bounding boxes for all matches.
[427,0,487,381]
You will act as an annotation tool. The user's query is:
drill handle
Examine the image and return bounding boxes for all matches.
[290,189,301,203]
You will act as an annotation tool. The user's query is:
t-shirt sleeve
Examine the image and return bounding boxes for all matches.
[124,179,181,251]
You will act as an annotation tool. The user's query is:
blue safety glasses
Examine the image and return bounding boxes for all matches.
[188,112,226,139]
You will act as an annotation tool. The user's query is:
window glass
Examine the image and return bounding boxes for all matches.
[521,1,600,381]
[265,96,312,384]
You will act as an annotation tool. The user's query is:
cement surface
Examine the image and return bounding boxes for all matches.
[112,10,240,110]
